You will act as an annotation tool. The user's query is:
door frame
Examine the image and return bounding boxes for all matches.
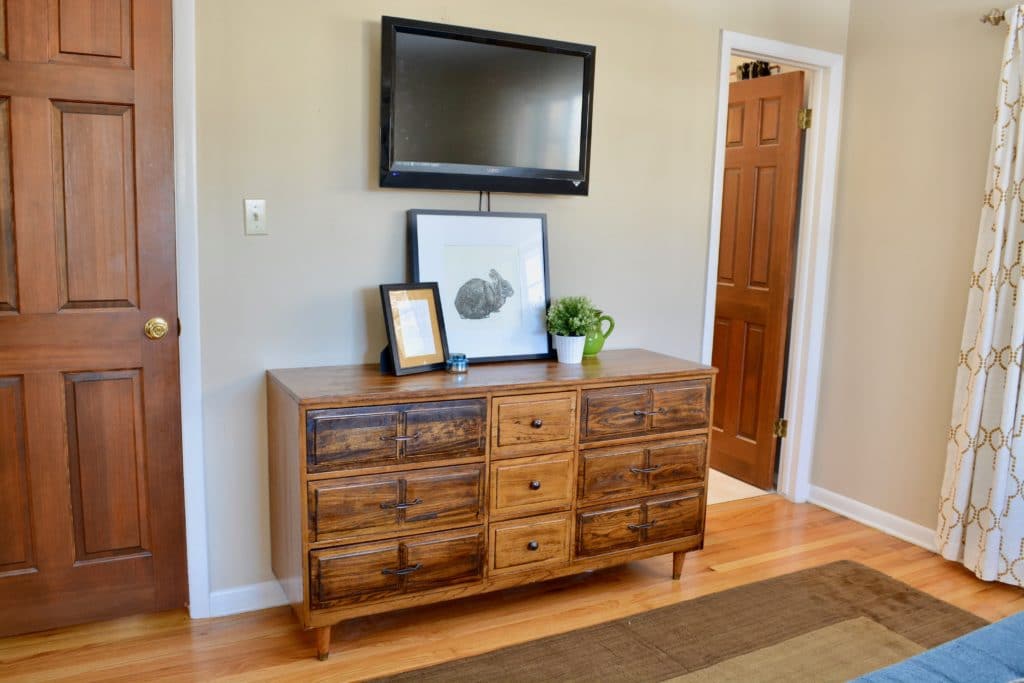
[173,0,211,618]
[702,32,845,503]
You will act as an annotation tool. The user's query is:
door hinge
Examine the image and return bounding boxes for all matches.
[773,418,788,438]
[798,108,812,130]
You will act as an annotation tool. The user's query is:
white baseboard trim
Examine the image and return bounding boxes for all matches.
[209,580,288,618]
[808,485,938,552]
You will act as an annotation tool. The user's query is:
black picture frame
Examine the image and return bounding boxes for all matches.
[379,282,450,376]
[408,209,553,364]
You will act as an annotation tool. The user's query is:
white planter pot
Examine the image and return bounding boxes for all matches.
[552,334,586,364]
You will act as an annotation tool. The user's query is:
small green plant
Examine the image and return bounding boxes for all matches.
[546,296,600,337]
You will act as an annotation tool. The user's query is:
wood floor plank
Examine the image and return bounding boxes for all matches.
[1,495,1021,681]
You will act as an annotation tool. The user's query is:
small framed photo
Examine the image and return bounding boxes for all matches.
[409,210,552,363]
[379,282,450,375]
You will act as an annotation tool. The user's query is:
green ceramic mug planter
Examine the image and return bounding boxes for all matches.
[583,314,615,357]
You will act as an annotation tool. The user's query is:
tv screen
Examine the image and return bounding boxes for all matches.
[380,17,595,195]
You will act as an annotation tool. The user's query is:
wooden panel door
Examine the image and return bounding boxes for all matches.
[711,71,804,489]
[0,0,185,634]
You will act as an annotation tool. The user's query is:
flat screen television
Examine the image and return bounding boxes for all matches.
[379,16,596,195]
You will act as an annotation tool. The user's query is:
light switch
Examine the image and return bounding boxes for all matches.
[244,199,267,236]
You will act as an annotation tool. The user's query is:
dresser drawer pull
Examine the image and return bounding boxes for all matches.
[633,409,667,417]
[381,563,423,576]
[529,480,542,490]
[629,464,662,474]
[531,418,544,428]
[380,432,421,442]
[527,541,540,551]
[627,521,657,531]
[379,498,423,510]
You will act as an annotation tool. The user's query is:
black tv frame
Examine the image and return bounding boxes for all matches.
[379,16,596,196]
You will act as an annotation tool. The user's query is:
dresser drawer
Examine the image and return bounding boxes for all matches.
[309,528,485,609]
[308,464,484,543]
[576,489,704,558]
[578,436,707,504]
[643,489,705,545]
[305,399,486,473]
[576,501,642,556]
[489,452,574,519]
[580,380,710,443]
[491,391,577,458]
[489,512,571,575]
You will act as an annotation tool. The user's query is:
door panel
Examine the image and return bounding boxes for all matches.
[726,102,744,146]
[65,371,149,561]
[749,167,776,289]
[711,71,804,489]
[0,0,184,635]
[737,322,766,441]
[718,168,740,285]
[50,0,132,66]
[0,376,32,575]
[711,318,730,432]
[0,98,15,313]
[52,101,138,309]
[758,97,781,143]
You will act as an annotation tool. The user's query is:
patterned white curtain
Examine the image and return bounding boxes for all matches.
[938,5,1024,587]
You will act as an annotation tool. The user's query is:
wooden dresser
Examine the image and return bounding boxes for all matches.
[266,349,716,660]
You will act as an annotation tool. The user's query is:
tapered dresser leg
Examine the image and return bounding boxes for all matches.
[315,625,332,661]
[672,551,685,580]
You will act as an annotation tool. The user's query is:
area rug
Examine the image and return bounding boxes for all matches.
[376,560,988,683]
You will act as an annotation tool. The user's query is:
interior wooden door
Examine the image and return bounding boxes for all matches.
[710,71,804,489]
[0,0,186,634]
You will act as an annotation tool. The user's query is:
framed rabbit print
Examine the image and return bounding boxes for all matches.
[408,210,553,363]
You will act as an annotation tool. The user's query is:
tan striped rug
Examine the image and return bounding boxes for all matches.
[376,561,986,683]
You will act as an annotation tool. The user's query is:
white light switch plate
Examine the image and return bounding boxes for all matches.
[244,199,267,235]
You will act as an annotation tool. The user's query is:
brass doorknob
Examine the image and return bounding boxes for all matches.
[144,317,169,340]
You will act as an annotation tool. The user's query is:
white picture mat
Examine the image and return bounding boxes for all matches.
[414,213,548,359]
[392,297,437,358]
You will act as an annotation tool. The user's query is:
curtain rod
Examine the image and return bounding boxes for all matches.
[981,8,1007,26]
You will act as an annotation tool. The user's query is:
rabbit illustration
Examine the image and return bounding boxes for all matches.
[454,269,515,319]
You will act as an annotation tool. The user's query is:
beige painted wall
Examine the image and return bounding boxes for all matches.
[811,0,1003,527]
[197,0,850,591]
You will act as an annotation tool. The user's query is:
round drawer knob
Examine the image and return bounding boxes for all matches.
[531,418,544,429]
[529,480,542,490]
[527,541,539,551]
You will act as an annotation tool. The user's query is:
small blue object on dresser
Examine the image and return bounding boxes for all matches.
[855,611,1024,682]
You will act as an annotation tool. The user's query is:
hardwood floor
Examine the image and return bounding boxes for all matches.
[2,495,1021,682]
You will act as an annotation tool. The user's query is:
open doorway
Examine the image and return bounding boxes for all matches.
[709,57,809,501]
[703,34,845,506]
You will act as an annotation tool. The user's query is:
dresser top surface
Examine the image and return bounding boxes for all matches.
[268,349,714,405]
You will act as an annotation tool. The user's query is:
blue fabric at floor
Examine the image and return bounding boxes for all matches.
[854,611,1024,682]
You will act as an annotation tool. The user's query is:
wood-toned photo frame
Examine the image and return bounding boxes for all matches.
[379,282,449,376]
[408,210,553,363]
